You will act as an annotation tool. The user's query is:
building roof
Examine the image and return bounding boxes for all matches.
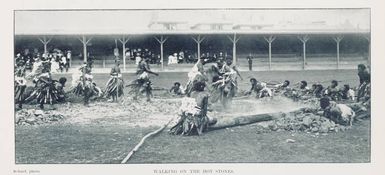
[15,9,370,35]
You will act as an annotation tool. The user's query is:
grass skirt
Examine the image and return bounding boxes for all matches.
[105,76,124,98]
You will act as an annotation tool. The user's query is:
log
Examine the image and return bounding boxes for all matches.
[208,112,283,130]
[207,107,316,130]
[121,119,172,163]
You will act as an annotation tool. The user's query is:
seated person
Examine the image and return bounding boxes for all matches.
[323,80,340,100]
[340,84,355,101]
[274,80,290,93]
[299,80,310,92]
[259,83,273,98]
[170,82,184,95]
[320,97,355,126]
[311,83,324,98]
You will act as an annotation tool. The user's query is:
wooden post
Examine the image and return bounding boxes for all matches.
[226,33,240,65]
[264,35,276,70]
[78,36,92,63]
[38,36,52,59]
[364,35,370,65]
[333,36,343,69]
[192,35,205,60]
[119,36,130,71]
[154,36,168,70]
[298,35,310,70]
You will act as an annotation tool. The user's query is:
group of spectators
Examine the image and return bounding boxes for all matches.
[167,51,232,65]
[124,48,161,65]
[15,48,72,73]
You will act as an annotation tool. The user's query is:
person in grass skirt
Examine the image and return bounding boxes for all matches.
[15,60,27,109]
[184,56,208,97]
[129,56,158,101]
[105,59,124,102]
[72,62,98,106]
[24,62,59,109]
[169,81,213,136]
[211,58,242,107]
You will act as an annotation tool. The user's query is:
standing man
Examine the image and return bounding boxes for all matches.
[72,62,96,106]
[132,57,159,101]
[247,53,253,71]
[184,57,208,97]
[357,64,370,102]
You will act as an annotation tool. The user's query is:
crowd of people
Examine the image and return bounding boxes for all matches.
[15,48,72,74]
[14,47,371,136]
[167,51,232,65]
[125,48,200,65]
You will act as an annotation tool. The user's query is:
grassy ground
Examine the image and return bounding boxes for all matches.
[129,119,370,163]
[15,69,369,164]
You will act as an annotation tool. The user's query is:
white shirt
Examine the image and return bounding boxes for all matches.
[135,56,141,65]
[61,57,67,64]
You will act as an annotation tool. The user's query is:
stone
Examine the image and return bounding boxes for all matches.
[34,110,44,116]
[311,127,319,133]
[286,139,296,143]
[302,116,313,127]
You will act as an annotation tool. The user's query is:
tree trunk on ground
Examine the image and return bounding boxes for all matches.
[208,113,283,130]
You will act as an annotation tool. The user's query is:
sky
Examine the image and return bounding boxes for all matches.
[15,9,370,35]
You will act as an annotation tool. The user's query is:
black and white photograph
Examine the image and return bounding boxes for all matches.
[12,8,371,164]
[2,0,385,174]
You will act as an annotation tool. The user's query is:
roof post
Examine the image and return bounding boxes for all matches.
[154,35,168,70]
[192,35,205,60]
[264,35,276,70]
[118,36,130,71]
[298,35,310,70]
[333,35,343,70]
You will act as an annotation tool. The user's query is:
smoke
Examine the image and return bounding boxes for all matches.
[212,96,310,117]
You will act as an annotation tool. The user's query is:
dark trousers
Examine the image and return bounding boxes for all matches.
[248,63,252,71]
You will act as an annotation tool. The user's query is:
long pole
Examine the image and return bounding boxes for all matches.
[192,35,205,61]
[298,35,309,70]
[83,36,87,63]
[160,41,164,70]
[197,42,201,60]
[333,36,343,70]
[44,43,47,56]
[337,41,340,69]
[155,36,168,70]
[302,42,306,69]
[364,35,370,65]
[38,36,51,59]
[233,38,237,65]
[122,42,126,70]
[264,35,275,70]
[268,42,272,70]
[119,36,130,71]
[227,34,240,65]
[78,36,92,63]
